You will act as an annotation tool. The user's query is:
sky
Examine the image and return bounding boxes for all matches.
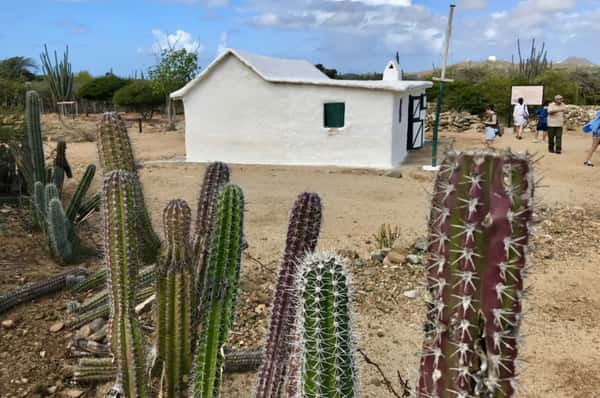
[1,0,600,76]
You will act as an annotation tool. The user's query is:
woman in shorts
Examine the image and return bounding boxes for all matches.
[583,110,600,167]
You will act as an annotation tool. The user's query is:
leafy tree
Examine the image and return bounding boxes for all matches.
[148,48,199,130]
[535,69,578,104]
[73,71,93,93]
[113,80,164,120]
[77,73,128,102]
[0,57,36,80]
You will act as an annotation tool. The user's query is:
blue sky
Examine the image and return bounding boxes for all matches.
[1,0,599,76]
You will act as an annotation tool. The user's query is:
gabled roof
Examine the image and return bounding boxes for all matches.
[171,49,432,99]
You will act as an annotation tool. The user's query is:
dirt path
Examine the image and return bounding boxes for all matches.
[1,118,599,397]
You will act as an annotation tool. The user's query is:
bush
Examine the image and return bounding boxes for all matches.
[77,74,127,102]
[535,69,578,104]
[113,80,163,119]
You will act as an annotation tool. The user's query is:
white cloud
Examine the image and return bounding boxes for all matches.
[254,13,281,27]
[458,0,487,10]
[163,0,229,6]
[217,31,229,54]
[332,0,411,6]
[151,29,202,53]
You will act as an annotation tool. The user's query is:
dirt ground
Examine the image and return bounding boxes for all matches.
[1,114,600,397]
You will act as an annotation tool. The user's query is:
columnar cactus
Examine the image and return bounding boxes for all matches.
[97,113,160,263]
[292,252,358,398]
[55,139,73,179]
[103,170,148,398]
[66,164,96,223]
[192,184,244,398]
[25,90,46,186]
[155,199,194,397]
[47,197,76,263]
[256,192,322,398]
[417,150,534,398]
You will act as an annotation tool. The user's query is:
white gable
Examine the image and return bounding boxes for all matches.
[171,48,432,99]
[383,59,403,81]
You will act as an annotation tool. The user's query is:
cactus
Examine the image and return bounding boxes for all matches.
[25,90,46,186]
[33,181,46,226]
[192,162,230,326]
[97,113,160,263]
[65,164,96,223]
[47,197,77,263]
[55,139,72,178]
[223,350,263,374]
[192,184,244,398]
[292,252,358,398]
[103,170,148,398]
[155,199,194,397]
[51,165,65,192]
[0,268,88,314]
[416,150,534,398]
[256,192,322,398]
[70,269,107,294]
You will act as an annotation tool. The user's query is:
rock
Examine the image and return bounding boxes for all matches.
[40,350,46,358]
[353,258,366,267]
[47,386,58,394]
[370,251,385,263]
[63,389,84,398]
[88,318,106,333]
[376,329,385,338]
[78,325,92,338]
[403,289,418,299]
[254,304,267,315]
[385,168,403,178]
[384,250,405,265]
[1,319,15,328]
[406,254,422,265]
[413,237,429,252]
[369,378,382,387]
[50,322,65,333]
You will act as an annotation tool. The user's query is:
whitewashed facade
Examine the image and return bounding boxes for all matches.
[171,49,432,169]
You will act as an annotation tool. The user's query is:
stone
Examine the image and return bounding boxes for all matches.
[47,386,58,394]
[1,319,15,328]
[50,322,65,333]
[385,168,403,178]
[370,251,385,263]
[403,289,418,299]
[78,325,92,338]
[376,329,385,338]
[406,254,422,265]
[40,350,46,358]
[384,250,405,265]
[63,389,84,398]
[413,237,429,252]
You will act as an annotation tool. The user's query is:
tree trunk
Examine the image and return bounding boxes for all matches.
[166,95,176,131]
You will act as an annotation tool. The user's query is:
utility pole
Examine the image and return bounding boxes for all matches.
[424,4,456,171]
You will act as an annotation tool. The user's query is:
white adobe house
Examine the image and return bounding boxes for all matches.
[171,49,432,169]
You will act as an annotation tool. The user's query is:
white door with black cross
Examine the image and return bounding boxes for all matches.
[407,93,427,150]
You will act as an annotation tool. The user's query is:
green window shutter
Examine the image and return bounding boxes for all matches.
[324,103,345,128]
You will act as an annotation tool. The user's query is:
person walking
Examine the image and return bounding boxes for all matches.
[547,95,567,154]
[534,100,549,143]
[583,110,600,166]
[513,97,528,140]
[483,104,498,147]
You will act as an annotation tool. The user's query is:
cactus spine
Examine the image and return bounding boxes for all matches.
[155,199,194,397]
[103,170,148,398]
[97,113,160,263]
[256,192,322,398]
[293,252,357,398]
[417,150,534,398]
[192,184,244,398]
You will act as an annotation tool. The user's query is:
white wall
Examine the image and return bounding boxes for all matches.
[182,55,398,168]
[391,93,408,166]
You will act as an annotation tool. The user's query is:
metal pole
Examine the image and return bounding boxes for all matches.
[431,4,456,168]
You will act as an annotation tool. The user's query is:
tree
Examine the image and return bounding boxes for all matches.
[148,48,199,131]
[78,73,128,102]
[0,57,36,80]
[113,80,164,120]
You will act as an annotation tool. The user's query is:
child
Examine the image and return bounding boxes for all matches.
[534,100,549,143]
[483,104,498,147]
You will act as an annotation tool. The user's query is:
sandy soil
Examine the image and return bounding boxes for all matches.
[1,114,599,397]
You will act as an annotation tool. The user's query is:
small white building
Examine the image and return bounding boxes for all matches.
[171,49,432,169]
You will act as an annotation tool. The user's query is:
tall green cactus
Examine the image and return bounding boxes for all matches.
[25,90,46,186]
[33,181,46,227]
[40,44,74,105]
[103,170,148,398]
[192,162,230,326]
[156,199,194,397]
[55,139,72,178]
[292,252,358,398]
[256,192,322,398]
[417,150,534,398]
[192,184,244,398]
[97,113,160,263]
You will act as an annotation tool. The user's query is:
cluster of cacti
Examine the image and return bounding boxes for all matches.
[417,150,534,397]
[155,199,194,397]
[40,44,74,105]
[0,268,88,314]
[103,170,148,397]
[192,184,245,398]
[292,253,358,398]
[97,112,161,263]
[256,192,322,398]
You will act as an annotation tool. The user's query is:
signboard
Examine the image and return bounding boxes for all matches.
[511,85,544,105]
